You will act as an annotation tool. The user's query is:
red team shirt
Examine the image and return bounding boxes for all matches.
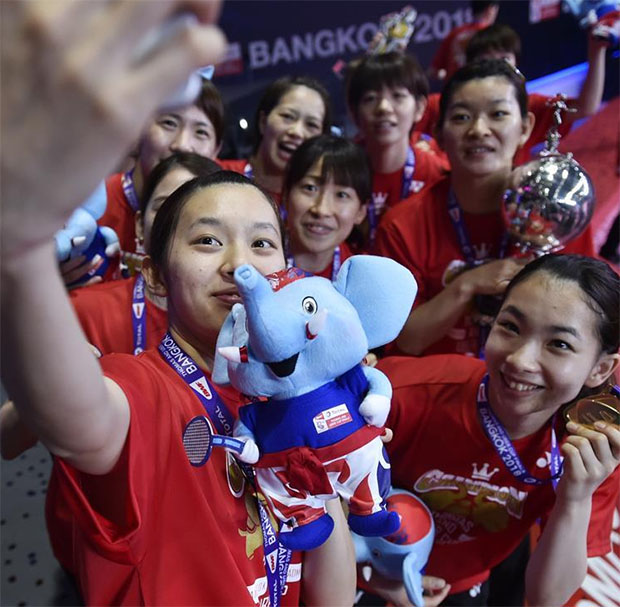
[47,350,303,606]
[98,172,137,255]
[303,241,355,280]
[379,354,619,595]
[374,177,596,356]
[370,148,447,222]
[70,276,168,356]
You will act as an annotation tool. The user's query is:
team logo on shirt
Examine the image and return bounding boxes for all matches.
[471,462,499,481]
[313,404,352,434]
[414,468,528,526]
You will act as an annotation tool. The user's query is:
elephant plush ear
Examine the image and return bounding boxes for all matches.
[212,311,235,385]
[333,255,418,349]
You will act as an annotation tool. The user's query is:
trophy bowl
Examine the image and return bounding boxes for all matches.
[502,151,596,254]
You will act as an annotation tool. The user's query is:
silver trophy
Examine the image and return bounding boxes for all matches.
[503,94,596,254]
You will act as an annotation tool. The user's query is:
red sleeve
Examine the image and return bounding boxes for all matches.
[51,355,164,563]
[99,173,136,254]
[586,465,620,556]
[431,32,454,73]
[415,93,441,137]
[216,158,248,174]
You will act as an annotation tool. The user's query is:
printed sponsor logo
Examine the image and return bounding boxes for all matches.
[313,403,352,434]
[132,302,145,319]
[189,377,212,400]
[247,564,302,603]
[267,551,277,574]
[410,180,425,193]
[371,191,388,215]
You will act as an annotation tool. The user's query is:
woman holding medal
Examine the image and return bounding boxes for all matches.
[376,253,620,606]
[219,76,331,206]
[2,166,355,605]
[283,134,370,279]
[374,59,597,358]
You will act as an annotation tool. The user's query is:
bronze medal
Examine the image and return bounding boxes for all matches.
[564,394,620,429]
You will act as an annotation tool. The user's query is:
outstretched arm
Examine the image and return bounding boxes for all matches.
[525,421,620,605]
[2,244,130,474]
[1,0,226,474]
[396,258,528,355]
[571,33,611,120]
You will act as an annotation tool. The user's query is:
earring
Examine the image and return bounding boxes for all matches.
[135,236,145,255]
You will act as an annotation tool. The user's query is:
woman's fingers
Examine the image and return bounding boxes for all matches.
[127,22,226,107]
[1,0,226,258]
[422,575,451,607]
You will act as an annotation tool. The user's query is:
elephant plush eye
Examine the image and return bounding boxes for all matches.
[302,296,318,315]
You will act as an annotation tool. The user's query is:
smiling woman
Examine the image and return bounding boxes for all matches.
[346,51,448,243]
[374,59,598,359]
[219,76,332,205]
[377,253,620,607]
[3,169,356,606]
[284,135,371,278]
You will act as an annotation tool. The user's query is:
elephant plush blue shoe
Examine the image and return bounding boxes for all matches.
[213,256,417,551]
[354,488,435,607]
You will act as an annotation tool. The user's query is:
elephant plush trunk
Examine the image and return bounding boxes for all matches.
[234,264,302,363]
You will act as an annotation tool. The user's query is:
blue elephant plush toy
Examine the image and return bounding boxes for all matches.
[354,488,435,607]
[54,180,120,287]
[212,255,417,551]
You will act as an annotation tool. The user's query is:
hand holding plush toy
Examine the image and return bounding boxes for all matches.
[54,180,120,287]
[213,255,417,551]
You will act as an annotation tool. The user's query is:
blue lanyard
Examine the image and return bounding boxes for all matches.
[368,146,415,244]
[131,275,147,355]
[158,332,291,606]
[446,189,510,266]
[447,189,510,357]
[243,163,253,179]
[287,245,341,282]
[400,146,416,201]
[477,375,563,489]
[121,169,140,213]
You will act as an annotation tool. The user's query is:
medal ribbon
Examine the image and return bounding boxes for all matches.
[477,375,563,489]
[447,189,510,357]
[121,169,140,213]
[368,146,416,245]
[286,245,341,282]
[158,332,291,606]
[131,274,147,355]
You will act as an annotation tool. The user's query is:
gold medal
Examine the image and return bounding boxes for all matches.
[563,393,620,429]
